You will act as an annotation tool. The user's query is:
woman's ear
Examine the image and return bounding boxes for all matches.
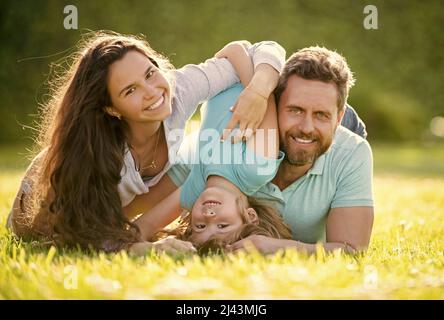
[246,208,259,225]
[105,106,122,120]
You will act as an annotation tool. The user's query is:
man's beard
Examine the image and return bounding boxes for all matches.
[281,131,332,166]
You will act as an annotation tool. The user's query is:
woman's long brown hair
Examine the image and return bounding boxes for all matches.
[30,31,172,251]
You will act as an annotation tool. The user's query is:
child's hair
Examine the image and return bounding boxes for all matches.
[25,31,173,251]
[154,196,292,255]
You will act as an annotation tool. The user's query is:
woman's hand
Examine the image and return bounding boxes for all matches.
[221,86,268,143]
[128,236,197,256]
[215,41,281,143]
[222,63,280,144]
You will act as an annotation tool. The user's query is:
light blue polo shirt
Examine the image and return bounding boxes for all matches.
[170,83,284,210]
[169,120,373,243]
[253,125,373,243]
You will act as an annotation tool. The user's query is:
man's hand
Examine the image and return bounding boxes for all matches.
[227,235,284,254]
[221,87,268,143]
[129,236,197,256]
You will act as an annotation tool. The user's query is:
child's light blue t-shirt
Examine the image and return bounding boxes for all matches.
[174,83,284,210]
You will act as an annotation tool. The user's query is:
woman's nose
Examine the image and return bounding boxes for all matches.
[142,82,156,98]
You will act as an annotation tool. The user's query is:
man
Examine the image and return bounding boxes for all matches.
[229,46,374,254]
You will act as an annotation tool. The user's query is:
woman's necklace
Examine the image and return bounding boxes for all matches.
[135,125,162,172]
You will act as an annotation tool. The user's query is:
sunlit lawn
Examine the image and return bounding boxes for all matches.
[0,142,443,299]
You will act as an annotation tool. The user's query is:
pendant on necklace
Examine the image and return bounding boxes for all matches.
[147,161,156,169]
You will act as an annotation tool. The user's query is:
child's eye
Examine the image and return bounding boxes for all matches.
[217,224,229,229]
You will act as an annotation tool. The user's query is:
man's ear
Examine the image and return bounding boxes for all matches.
[246,208,259,225]
[337,106,346,125]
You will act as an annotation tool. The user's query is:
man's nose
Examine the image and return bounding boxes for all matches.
[299,114,315,134]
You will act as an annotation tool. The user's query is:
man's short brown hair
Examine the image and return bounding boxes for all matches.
[275,46,355,112]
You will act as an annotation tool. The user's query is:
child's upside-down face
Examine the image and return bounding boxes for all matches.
[189,186,256,245]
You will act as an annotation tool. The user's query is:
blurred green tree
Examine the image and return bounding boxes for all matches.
[1,0,443,144]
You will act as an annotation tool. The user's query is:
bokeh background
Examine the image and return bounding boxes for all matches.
[1,1,444,300]
[1,0,443,145]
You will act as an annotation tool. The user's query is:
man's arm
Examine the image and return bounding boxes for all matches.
[230,141,374,254]
[229,207,373,254]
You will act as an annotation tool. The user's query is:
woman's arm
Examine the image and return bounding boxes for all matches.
[215,41,254,87]
[245,89,279,159]
[122,174,178,220]
[132,188,183,241]
[174,40,285,138]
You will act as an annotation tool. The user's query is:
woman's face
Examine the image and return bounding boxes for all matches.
[107,50,172,123]
[190,187,254,245]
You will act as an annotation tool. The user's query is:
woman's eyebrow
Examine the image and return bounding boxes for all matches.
[118,66,153,97]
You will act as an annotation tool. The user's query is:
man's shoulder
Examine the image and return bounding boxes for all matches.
[332,126,371,153]
[325,126,372,170]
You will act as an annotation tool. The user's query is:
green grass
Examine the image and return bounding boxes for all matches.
[0,143,443,299]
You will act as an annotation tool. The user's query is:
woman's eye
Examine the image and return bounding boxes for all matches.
[195,224,206,229]
[146,70,155,79]
[125,87,135,96]
[217,224,229,229]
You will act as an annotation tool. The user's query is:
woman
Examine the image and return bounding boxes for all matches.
[8,31,285,252]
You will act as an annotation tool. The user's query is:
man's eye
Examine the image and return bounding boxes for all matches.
[316,112,328,119]
[217,224,229,229]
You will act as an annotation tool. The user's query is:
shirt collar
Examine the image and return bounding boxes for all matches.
[307,153,326,176]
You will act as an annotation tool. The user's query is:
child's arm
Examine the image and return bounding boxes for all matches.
[133,188,183,241]
[215,41,281,144]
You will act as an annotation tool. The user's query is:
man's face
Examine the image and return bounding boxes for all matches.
[278,75,344,167]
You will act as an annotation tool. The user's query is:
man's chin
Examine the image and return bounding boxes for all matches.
[285,151,317,166]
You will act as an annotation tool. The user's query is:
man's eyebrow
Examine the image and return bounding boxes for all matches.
[118,66,153,97]
[286,104,302,109]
